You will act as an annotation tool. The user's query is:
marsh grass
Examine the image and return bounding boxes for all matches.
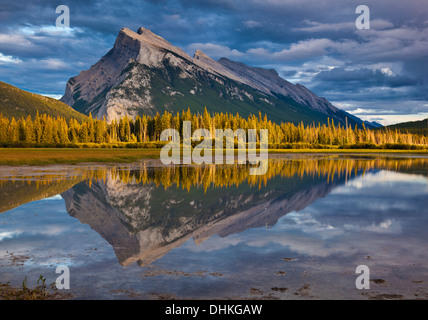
[0,275,71,300]
[0,147,427,166]
[0,148,161,166]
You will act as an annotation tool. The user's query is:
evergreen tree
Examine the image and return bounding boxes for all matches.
[24,115,35,143]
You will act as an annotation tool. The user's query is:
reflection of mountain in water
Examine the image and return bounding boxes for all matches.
[0,156,426,266]
[0,176,83,214]
[61,161,358,267]
[0,166,112,214]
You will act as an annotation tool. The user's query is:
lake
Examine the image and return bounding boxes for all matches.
[0,153,427,299]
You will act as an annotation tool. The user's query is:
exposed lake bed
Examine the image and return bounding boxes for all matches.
[0,154,427,300]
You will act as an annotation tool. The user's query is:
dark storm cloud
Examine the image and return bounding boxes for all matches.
[0,0,427,124]
[313,68,418,90]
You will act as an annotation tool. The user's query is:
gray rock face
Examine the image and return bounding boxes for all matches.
[61,26,366,126]
[61,28,142,116]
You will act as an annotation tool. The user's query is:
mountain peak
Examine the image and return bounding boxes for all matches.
[116,27,192,63]
[136,26,172,47]
[193,49,210,60]
[137,26,152,35]
[61,26,368,128]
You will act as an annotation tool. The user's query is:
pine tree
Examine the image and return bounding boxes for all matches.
[24,115,35,143]
[0,114,9,142]
[42,116,54,144]
[87,112,95,143]
[154,112,162,141]
[80,123,89,143]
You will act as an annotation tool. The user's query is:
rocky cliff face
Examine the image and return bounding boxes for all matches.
[61,26,367,127]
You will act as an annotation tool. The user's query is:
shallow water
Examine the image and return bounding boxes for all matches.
[0,154,427,299]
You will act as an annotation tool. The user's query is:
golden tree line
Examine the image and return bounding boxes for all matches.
[0,108,426,147]
[3,156,426,192]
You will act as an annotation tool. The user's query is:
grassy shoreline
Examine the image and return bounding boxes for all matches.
[0,148,161,166]
[0,147,427,166]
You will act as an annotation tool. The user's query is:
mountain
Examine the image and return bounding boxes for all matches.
[364,121,383,128]
[0,81,87,122]
[61,27,368,127]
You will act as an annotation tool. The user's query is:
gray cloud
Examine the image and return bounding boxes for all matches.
[313,67,418,90]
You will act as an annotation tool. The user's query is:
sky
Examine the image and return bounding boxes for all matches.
[0,0,427,125]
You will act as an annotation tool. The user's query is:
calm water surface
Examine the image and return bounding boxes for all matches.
[0,154,427,299]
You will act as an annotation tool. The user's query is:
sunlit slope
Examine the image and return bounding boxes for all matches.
[0,81,88,122]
